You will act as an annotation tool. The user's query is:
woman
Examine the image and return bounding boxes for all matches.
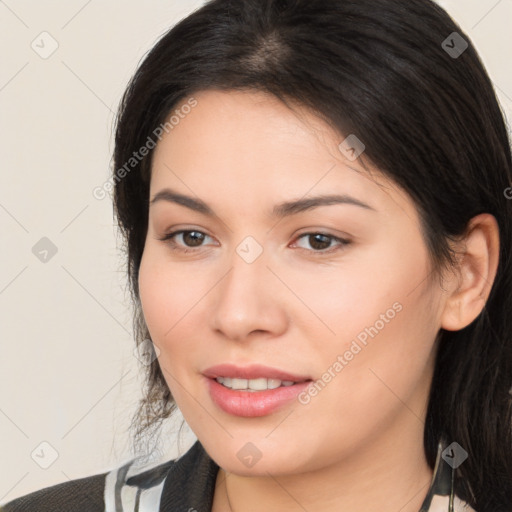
[2,0,511,511]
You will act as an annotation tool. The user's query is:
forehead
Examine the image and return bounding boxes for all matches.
[149,89,416,222]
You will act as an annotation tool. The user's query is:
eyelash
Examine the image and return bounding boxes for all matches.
[158,230,351,255]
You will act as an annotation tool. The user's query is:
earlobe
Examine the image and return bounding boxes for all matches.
[440,213,500,332]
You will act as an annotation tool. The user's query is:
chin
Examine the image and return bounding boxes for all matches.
[202,437,315,477]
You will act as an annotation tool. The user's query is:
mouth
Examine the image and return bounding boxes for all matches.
[202,363,311,382]
[203,364,313,417]
[214,376,302,391]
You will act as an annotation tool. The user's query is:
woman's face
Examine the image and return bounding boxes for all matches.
[138,89,449,475]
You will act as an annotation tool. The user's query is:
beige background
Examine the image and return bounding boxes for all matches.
[0,0,511,502]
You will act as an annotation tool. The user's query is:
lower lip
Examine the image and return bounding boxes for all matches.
[206,377,311,417]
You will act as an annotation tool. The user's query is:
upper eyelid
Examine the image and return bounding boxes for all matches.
[160,229,216,243]
[291,233,349,250]
[162,229,348,249]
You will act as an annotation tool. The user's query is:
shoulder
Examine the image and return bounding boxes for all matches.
[0,441,219,512]
[106,441,220,511]
[0,471,108,512]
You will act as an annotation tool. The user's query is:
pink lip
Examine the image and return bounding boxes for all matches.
[202,364,312,417]
[202,363,311,382]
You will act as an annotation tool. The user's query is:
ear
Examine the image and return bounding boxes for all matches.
[440,213,500,331]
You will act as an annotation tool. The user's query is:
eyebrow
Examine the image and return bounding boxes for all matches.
[149,188,376,217]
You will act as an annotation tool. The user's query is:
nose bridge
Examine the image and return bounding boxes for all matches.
[218,245,268,317]
[210,239,286,340]
[225,234,269,297]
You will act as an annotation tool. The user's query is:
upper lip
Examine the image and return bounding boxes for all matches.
[203,364,311,382]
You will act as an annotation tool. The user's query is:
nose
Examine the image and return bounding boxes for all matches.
[210,248,289,342]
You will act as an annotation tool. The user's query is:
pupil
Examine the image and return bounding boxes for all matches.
[184,231,204,246]
[310,234,331,250]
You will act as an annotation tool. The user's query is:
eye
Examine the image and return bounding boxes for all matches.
[158,229,350,255]
[292,232,351,253]
[158,230,215,252]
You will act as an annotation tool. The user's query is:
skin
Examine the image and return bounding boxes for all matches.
[138,89,499,512]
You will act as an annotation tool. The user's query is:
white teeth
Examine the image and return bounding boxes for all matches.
[215,377,297,391]
[248,378,268,391]
[231,378,248,390]
[267,379,281,389]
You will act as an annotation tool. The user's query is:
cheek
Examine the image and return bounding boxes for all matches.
[292,239,437,407]
[138,258,171,341]
[298,297,438,464]
[315,292,438,441]
[138,248,205,340]
[281,239,429,346]
[137,248,214,390]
